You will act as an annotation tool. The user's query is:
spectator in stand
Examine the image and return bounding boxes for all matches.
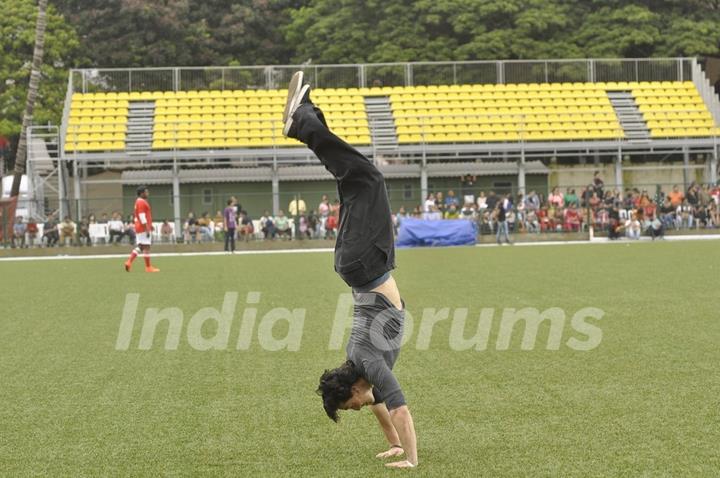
[77,217,91,246]
[260,210,276,239]
[435,192,445,213]
[330,199,340,218]
[698,184,711,206]
[461,174,476,204]
[476,191,487,212]
[12,216,26,248]
[645,213,665,240]
[711,182,720,205]
[525,190,540,212]
[184,212,199,243]
[608,205,622,240]
[548,187,564,207]
[445,190,459,210]
[460,202,476,220]
[325,212,338,238]
[124,214,137,244]
[686,182,700,207]
[485,191,499,212]
[444,204,460,219]
[298,214,310,239]
[108,212,125,244]
[223,198,237,252]
[239,210,254,241]
[318,194,330,236]
[274,210,292,239]
[564,188,579,207]
[99,213,109,224]
[288,195,307,217]
[26,217,38,247]
[59,216,76,246]
[199,212,215,242]
[288,196,305,239]
[160,220,174,243]
[625,212,641,240]
[525,208,540,233]
[515,193,525,232]
[659,196,676,229]
[564,204,581,232]
[668,185,684,207]
[704,201,720,230]
[426,205,442,221]
[423,193,436,213]
[318,194,330,217]
[43,213,59,247]
[593,171,604,197]
[588,191,601,210]
[677,199,694,229]
[308,211,320,238]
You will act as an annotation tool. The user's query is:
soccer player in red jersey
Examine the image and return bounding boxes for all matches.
[125,185,160,273]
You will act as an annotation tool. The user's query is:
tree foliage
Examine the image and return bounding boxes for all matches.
[0,0,81,137]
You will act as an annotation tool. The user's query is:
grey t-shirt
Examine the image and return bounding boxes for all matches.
[346,292,406,410]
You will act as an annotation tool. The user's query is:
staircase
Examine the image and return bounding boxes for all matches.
[607,92,650,142]
[364,96,399,154]
[125,101,156,154]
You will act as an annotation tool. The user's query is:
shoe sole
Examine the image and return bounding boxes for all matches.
[283,75,309,136]
[283,72,303,123]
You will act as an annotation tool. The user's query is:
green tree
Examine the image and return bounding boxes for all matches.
[0,0,81,141]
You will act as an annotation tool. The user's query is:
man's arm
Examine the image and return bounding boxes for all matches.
[370,403,404,459]
[387,405,418,468]
[364,359,417,468]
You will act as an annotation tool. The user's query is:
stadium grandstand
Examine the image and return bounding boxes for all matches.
[22,58,720,233]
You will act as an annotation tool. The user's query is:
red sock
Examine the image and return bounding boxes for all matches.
[144,254,151,268]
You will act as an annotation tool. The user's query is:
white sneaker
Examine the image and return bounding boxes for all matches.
[282,71,310,136]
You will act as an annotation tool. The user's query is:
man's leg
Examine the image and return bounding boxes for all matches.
[291,102,381,184]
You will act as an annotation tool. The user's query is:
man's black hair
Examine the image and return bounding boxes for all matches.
[316,360,360,422]
[136,185,148,196]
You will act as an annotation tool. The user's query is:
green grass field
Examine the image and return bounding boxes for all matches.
[1,242,719,477]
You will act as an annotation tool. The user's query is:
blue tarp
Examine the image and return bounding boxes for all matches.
[396,218,477,247]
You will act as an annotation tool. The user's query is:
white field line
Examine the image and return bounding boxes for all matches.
[0,234,718,262]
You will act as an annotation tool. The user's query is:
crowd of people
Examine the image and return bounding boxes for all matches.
[395,174,720,242]
[6,175,720,248]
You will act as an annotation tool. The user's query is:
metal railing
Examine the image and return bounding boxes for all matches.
[70,58,695,94]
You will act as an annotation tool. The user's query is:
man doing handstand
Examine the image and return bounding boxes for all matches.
[282,72,418,469]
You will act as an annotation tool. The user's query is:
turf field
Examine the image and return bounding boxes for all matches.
[1,241,718,477]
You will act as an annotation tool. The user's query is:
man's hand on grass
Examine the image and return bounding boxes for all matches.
[376,446,404,459]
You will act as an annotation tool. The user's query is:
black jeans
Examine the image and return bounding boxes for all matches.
[291,103,395,287]
[224,228,236,251]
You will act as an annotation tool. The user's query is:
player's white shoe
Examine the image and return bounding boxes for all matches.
[282,71,310,136]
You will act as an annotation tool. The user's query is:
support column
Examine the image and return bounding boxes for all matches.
[58,160,66,219]
[272,168,280,216]
[172,163,181,235]
[712,145,719,184]
[518,149,526,196]
[614,150,623,194]
[73,160,81,219]
[420,166,428,204]
[682,146,690,189]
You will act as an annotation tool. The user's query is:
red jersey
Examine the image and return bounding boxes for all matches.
[134,197,152,233]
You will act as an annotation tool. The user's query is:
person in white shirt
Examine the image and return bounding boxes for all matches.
[108,212,125,244]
